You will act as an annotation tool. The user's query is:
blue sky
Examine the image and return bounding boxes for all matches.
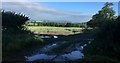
[43,2,118,15]
[2,2,118,23]
[3,0,119,2]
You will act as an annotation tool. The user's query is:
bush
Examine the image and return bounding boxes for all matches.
[24,37,43,47]
[2,33,43,56]
[81,55,120,63]
[84,16,120,60]
[2,11,44,57]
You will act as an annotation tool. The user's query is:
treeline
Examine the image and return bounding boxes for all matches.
[26,21,87,27]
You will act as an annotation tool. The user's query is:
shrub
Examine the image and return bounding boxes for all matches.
[2,33,43,56]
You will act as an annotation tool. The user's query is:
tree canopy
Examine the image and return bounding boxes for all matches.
[87,2,115,28]
[84,2,120,61]
[2,10,29,31]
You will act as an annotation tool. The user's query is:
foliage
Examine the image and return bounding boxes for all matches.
[87,2,116,28]
[2,10,29,31]
[81,55,120,63]
[26,21,86,27]
[2,11,43,56]
[2,33,43,56]
[84,16,120,60]
[84,2,120,61]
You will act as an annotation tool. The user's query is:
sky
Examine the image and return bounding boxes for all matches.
[118,2,120,16]
[2,0,119,2]
[2,1,118,23]
[43,2,118,15]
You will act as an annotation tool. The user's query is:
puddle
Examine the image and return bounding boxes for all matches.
[25,54,56,61]
[54,51,84,61]
[25,51,84,61]
[53,36,58,38]
[34,35,58,39]
[24,40,92,61]
[40,43,60,52]
[39,41,67,53]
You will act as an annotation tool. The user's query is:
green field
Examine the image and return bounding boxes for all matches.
[26,26,83,35]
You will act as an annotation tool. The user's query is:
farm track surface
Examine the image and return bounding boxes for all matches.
[3,32,93,62]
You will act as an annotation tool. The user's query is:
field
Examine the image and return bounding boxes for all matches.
[26,26,83,35]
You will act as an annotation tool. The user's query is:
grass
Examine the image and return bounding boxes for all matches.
[26,26,83,35]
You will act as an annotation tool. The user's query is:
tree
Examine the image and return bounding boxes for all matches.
[84,16,120,60]
[84,2,120,61]
[2,10,29,31]
[87,2,115,28]
[65,22,72,27]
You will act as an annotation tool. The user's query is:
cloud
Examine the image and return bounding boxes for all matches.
[2,0,29,2]
[2,2,92,23]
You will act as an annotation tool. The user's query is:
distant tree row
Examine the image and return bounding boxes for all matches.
[26,21,87,28]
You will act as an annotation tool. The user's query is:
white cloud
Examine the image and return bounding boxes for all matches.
[2,0,29,2]
[2,2,92,22]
